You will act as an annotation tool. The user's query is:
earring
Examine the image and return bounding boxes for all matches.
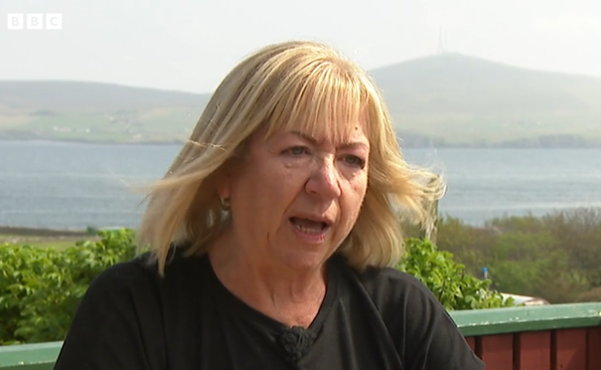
[219,196,231,211]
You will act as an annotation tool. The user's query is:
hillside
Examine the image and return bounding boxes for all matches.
[1,54,600,147]
[0,81,209,111]
[0,81,210,143]
[368,53,601,147]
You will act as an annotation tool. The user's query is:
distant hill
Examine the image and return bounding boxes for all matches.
[368,53,601,147]
[1,54,600,147]
[0,81,211,143]
[370,53,600,113]
[0,81,210,111]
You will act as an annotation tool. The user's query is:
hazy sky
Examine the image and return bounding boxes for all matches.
[1,0,600,93]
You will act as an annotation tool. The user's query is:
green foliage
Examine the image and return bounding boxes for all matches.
[576,287,601,303]
[397,238,509,310]
[0,229,136,345]
[435,215,495,277]
[435,208,601,304]
[543,208,601,287]
[486,232,588,302]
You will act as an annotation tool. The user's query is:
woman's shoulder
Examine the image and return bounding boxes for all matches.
[347,260,436,305]
[87,247,206,301]
[54,249,203,370]
[335,256,446,322]
[85,253,157,295]
[335,257,485,369]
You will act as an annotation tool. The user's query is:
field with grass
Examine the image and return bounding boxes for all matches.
[0,108,198,143]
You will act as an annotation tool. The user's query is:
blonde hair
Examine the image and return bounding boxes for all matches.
[137,40,444,275]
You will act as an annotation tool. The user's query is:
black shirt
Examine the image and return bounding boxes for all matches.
[54,250,485,370]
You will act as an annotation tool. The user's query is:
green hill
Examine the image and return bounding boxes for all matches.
[0,81,210,143]
[368,53,601,147]
[1,54,600,147]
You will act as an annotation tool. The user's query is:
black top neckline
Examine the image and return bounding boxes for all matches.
[202,254,340,336]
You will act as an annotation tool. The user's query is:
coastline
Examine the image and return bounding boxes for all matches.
[0,137,186,147]
[2,137,601,149]
[0,225,93,237]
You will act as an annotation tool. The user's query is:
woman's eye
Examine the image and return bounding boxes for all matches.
[343,155,365,168]
[287,146,308,156]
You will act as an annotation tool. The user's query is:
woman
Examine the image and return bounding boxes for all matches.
[54,41,485,370]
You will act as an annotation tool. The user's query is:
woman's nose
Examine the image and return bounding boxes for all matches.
[305,157,342,200]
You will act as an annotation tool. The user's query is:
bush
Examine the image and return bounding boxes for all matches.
[0,229,136,345]
[544,208,601,287]
[435,208,601,304]
[576,286,601,303]
[398,238,509,310]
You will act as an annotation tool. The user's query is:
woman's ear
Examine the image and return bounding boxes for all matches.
[216,140,247,202]
[215,160,236,201]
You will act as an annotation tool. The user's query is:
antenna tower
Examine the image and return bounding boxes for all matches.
[437,25,448,54]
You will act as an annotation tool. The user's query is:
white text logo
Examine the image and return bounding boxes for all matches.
[7,14,63,30]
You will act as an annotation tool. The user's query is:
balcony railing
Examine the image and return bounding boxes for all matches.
[1,302,600,369]
[452,302,601,370]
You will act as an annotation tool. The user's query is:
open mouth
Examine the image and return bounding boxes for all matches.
[289,217,330,234]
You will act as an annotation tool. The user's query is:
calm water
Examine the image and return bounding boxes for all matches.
[1,140,600,229]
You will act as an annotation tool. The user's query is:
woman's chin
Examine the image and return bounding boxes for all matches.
[276,248,331,273]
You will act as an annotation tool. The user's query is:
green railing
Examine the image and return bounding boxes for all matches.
[0,341,60,370]
[452,302,601,337]
[453,302,601,369]
[1,303,600,369]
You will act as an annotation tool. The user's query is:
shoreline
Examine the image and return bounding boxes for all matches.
[2,137,601,149]
[0,225,125,238]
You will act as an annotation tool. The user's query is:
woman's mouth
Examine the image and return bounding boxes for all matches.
[289,217,331,242]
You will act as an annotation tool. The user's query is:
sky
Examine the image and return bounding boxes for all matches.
[1,0,600,94]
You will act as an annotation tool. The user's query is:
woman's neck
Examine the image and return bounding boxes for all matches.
[207,237,328,328]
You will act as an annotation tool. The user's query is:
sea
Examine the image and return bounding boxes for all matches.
[1,140,600,230]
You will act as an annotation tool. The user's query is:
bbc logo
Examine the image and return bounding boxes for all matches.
[7,14,63,30]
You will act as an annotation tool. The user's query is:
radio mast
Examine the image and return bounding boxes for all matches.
[437,25,448,54]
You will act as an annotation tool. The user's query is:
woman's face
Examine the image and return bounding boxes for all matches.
[219,122,370,272]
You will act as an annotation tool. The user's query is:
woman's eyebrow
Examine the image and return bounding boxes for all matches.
[290,131,318,144]
[290,131,369,150]
[339,141,369,151]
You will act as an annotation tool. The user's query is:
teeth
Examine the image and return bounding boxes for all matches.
[294,224,324,234]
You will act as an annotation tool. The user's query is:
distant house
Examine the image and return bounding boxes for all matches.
[501,293,550,306]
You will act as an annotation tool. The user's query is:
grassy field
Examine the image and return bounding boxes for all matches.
[0,109,197,144]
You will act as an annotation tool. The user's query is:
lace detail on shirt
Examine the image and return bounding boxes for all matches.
[278,326,317,362]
